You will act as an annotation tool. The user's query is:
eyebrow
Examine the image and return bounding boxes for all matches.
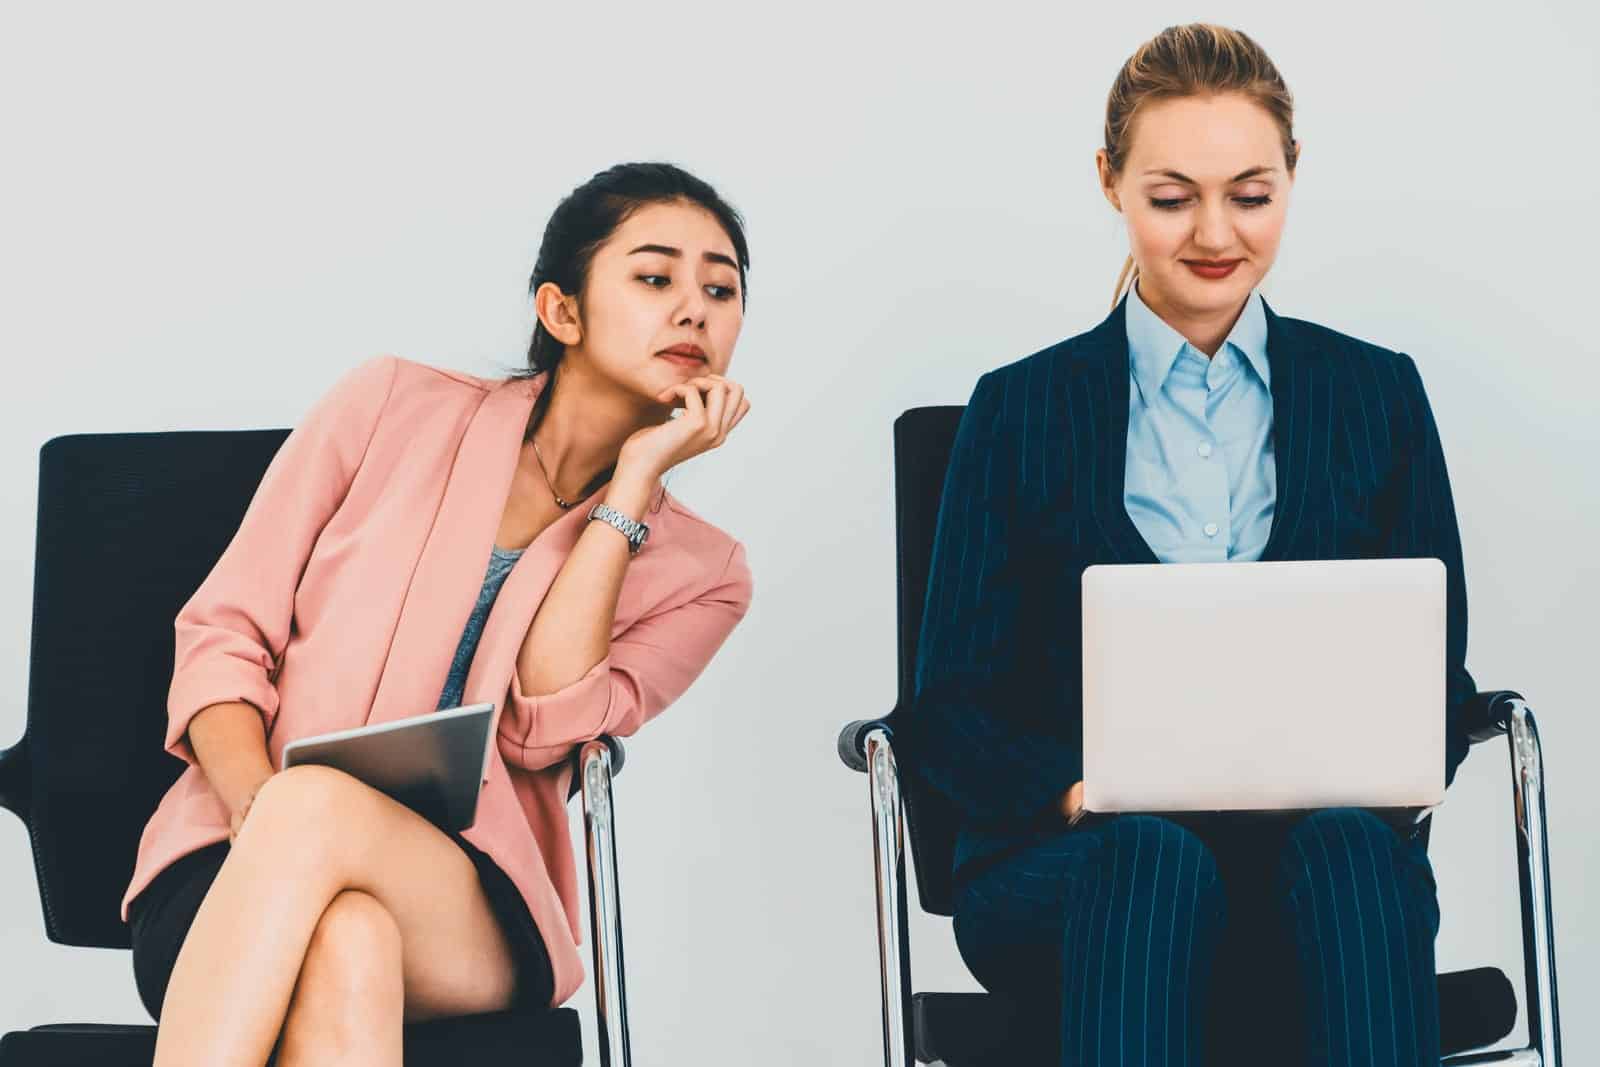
[627,243,740,271]
[1142,166,1277,184]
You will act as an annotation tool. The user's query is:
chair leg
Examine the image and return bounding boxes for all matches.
[1444,701,1563,1067]
[1441,1050,1543,1066]
[1506,700,1561,1067]
[582,739,631,1067]
[865,728,914,1067]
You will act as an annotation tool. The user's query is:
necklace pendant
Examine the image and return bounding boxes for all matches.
[531,438,579,510]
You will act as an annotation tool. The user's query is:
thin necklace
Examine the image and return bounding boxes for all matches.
[530,439,580,509]
[528,438,616,509]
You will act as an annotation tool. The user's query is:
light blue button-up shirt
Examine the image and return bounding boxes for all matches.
[1123,283,1277,563]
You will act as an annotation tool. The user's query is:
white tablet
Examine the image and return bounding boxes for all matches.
[280,702,497,832]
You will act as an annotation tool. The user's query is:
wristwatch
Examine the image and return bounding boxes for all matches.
[588,503,650,555]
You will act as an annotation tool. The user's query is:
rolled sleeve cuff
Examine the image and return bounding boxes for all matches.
[498,657,614,766]
[164,661,280,765]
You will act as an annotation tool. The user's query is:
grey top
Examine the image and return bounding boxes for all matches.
[436,544,524,711]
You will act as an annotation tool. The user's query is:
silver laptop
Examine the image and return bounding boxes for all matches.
[1080,558,1445,816]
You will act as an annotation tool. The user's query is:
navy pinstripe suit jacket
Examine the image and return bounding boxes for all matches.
[906,297,1475,877]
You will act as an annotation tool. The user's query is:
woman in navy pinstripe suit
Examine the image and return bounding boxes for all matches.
[908,24,1471,1066]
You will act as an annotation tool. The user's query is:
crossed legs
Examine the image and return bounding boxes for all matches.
[151,764,521,1067]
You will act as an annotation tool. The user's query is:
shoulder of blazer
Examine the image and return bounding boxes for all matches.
[1268,311,1412,378]
[1265,312,1434,457]
[980,303,1128,411]
[371,358,539,424]
[658,493,750,588]
[994,306,1127,384]
[385,356,501,394]
[972,304,1129,446]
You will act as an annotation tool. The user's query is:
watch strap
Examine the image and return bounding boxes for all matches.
[588,503,649,554]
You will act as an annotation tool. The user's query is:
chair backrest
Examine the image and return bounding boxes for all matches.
[6,430,288,948]
[890,406,966,917]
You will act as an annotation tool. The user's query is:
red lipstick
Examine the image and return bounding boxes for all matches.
[1183,259,1243,280]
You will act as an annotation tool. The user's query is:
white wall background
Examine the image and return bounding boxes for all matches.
[3,1,1595,1063]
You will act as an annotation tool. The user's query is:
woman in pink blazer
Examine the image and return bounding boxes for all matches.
[121,162,755,1066]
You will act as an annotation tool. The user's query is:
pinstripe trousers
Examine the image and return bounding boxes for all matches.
[953,809,1441,1066]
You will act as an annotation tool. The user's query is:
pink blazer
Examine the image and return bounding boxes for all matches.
[121,356,753,1006]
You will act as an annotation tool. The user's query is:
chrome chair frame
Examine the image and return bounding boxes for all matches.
[843,693,1562,1066]
[581,737,632,1067]
[1440,697,1562,1067]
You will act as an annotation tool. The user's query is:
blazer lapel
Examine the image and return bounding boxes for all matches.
[366,376,539,726]
[460,478,601,718]
[1259,303,1322,561]
[1068,300,1158,565]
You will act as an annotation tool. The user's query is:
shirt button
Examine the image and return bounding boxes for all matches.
[1197,442,1214,458]
[1203,523,1219,538]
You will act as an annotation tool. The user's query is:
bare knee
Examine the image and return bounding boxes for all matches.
[234,764,373,871]
[281,891,403,1057]
[306,890,402,982]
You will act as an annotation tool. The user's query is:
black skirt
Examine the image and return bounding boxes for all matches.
[128,836,555,1021]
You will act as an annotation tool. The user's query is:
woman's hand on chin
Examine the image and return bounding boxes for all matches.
[616,374,750,486]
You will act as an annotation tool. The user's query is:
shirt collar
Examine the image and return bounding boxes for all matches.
[1125,282,1271,403]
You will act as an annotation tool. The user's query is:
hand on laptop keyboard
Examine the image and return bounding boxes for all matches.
[1059,781,1086,825]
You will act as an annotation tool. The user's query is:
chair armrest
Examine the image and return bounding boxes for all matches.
[1465,689,1525,745]
[0,737,28,824]
[837,716,894,773]
[567,734,626,800]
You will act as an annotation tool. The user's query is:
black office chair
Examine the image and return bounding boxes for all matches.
[837,406,1563,1067]
[0,431,638,1067]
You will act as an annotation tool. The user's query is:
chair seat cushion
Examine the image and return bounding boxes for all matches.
[0,1008,582,1067]
[913,968,1517,1065]
[0,1024,156,1067]
[913,993,1040,1065]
